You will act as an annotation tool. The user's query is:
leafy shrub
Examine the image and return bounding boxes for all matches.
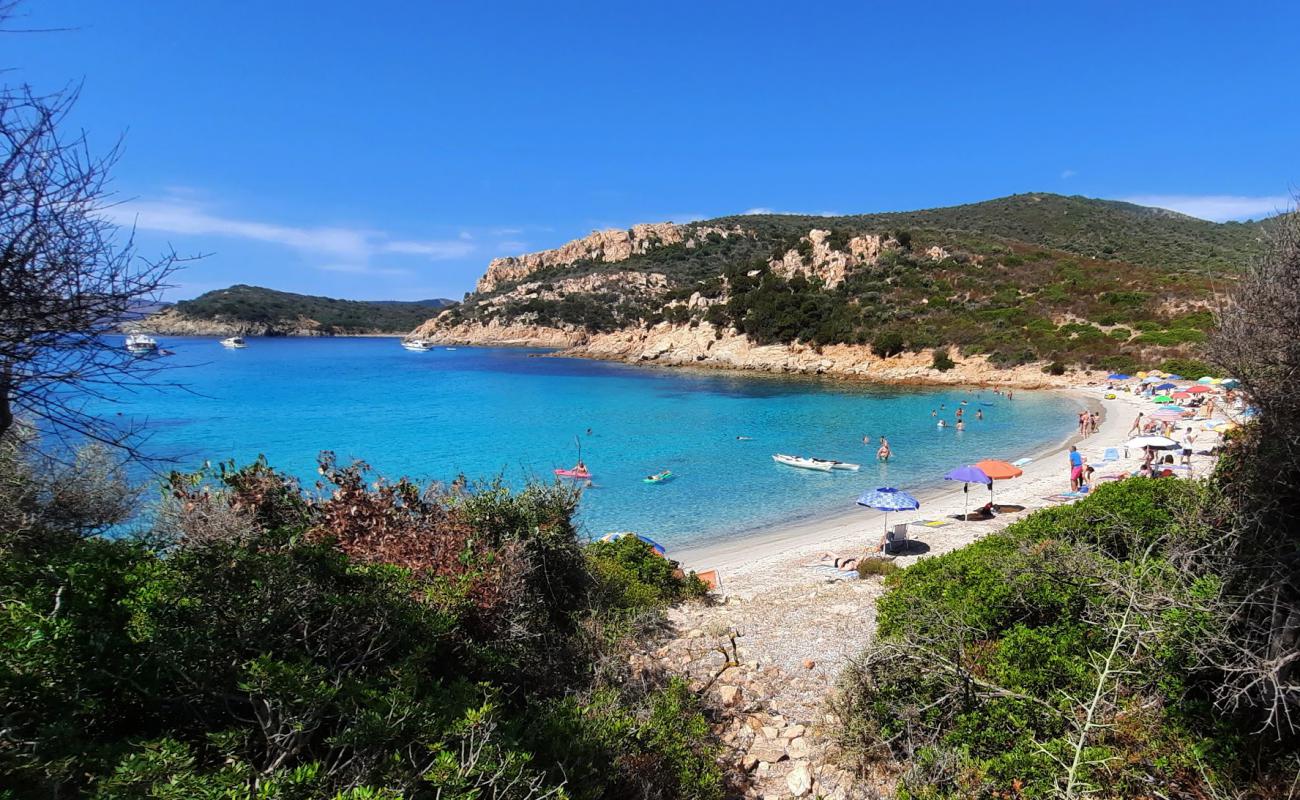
[930,347,956,372]
[0,449,720,799]
[587,534,708,613]
[1045,360,1066,375]
[1159,357,1216,378]
[834,478,1287,798]
[856,558,899,578]
[871,331,906,358]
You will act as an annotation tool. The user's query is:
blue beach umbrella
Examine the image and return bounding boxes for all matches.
[1141,376,1162,385]
[1154,382,1178,391]
[1221,378,1240,389]
[1107,373,1132,380]
[1166,374,1184,380]
[944,465,992,520]
[857,487,922,535]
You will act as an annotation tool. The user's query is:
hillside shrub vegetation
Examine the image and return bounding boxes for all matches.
[0,444,721,799]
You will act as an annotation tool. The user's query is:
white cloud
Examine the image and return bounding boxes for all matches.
[106,198,476,262]
[497,241,528,253]
[741,207,839,217]
[383,239,475,258]
[1060,169,1078,179]
[1120,194,1292,222]
[316,264,414,277]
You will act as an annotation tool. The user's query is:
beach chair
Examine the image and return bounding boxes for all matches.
[883,523,909,555]
[1100,447,1119,463]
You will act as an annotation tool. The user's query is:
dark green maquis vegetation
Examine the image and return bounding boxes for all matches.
[448,194,1268,371]
[831,211,1300,798]
[166,284,455,334]
[833,475,1299,798]
[0,445,722,799]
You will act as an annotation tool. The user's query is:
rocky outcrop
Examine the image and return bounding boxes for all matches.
[135,308,334,337]
[769,230,887,288]
[477,223,743,292]
[413,317,1094,388]
[473,271,669,311]
[410,314,586,348]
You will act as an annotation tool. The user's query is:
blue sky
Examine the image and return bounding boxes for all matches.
[7,1,1297,301]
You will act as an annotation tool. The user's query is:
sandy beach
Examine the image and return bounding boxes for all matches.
[648,384,1228,799]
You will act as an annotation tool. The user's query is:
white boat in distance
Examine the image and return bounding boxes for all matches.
[220,336,247,348]
[772,453,860,472]
[402,339,435,351]
[124,333,158,354]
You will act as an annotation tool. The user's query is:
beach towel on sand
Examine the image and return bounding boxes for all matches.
[803,564,859,580]
[909,518,953,528]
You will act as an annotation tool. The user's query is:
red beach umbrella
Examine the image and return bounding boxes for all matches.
[1186,385,1211,394]
[973,460,1024,506]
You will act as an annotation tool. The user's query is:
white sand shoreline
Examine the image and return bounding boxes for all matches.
[675,387,1100,575]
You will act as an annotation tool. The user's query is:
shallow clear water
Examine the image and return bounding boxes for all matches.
[96,337,1083,547]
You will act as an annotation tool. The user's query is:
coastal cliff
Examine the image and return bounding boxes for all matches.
[411,193,1253,384]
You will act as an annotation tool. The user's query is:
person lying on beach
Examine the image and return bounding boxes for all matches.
[812,553,859,570]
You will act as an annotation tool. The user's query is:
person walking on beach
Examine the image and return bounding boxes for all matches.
[1181,427,1197,466]
[1129,413,1143,436]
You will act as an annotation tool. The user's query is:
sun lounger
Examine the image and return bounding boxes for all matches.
[883,523,909,555]
[1012,457,1033,467]
[1100,448,1119,463]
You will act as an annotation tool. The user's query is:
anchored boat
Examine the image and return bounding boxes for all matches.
[772,453,834,472]
[772,454,859,472]
[402,339,435,351]
[220,336,247,349]
[124,333,158,355]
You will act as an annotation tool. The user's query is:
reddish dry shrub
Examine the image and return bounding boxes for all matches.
[308,453,521,636]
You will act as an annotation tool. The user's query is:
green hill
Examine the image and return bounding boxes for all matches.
[719,193,1267,274]
[436,193,1278,372]
[159,285,455,335]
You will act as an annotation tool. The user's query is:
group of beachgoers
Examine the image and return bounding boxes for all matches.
[930,401,987,432]
[1077,410,1101,437]
[860,434,892,461]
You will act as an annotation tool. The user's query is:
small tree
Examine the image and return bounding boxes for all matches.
[1,68,188,448]
[1204,198,1300,735]
[871,331,906,359]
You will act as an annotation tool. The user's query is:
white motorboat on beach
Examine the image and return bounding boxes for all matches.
[402,339,435,351]
[772,453,834,472]
[124,333,158,354]
[220,336,247,349]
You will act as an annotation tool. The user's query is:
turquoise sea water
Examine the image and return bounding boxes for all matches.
[97,337,1083,548]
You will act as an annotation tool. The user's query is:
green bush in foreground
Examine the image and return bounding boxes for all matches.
[0,444,721,799]
[834,478,1296,798]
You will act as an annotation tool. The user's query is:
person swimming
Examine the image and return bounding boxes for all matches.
[938,419,947,428]
[976,409,983,420]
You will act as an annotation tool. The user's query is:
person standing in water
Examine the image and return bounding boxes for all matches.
[976,408,984,421]
[877,436,891,461]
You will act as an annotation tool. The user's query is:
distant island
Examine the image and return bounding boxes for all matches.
[136,285,456,336]
[408,192,1268,385]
